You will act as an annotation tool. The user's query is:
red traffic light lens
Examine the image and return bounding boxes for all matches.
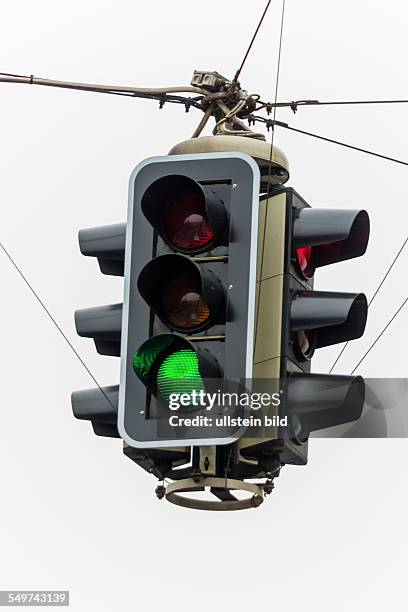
[164,191,215,251]
[296,246,314,278]
[161,272,210,330]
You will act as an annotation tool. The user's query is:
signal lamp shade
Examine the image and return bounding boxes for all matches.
[291,291,368,349]
[141,175,228,254]
[137,254,225,333]
[71,385,120,438]
[133,334,220,405]
[287,373,365,435]
[293,209,370,279]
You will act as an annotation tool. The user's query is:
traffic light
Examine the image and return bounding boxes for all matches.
[118,152,261,448]
[239,187,370,465]
[72,138,370,507]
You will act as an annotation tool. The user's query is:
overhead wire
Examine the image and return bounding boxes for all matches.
[233,0,273,83]
[256,97,408,113]
[254,0,286,355]
[249,117,408,167]
[277,122,408,167]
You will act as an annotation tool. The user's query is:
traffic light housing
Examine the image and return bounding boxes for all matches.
[118,153,261,447]
[239,187,369,465]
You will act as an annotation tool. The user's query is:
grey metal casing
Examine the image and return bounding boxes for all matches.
[118,152,260,448]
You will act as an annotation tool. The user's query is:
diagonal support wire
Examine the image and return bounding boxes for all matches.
[329,236,408,372]
[233,0,273,83]
[0,240,116,411]
[249,117,408,167]
[350,296,408,374]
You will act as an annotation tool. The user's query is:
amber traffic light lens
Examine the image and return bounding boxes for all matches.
[296,246,314,278]
[164,191,215,251]
[161,272,210,330]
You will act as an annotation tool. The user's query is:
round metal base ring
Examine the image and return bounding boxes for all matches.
[165,477,264,511]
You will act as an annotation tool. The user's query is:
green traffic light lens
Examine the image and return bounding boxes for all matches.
[157,348,205,403]
[133,336,207,407]
[133,335,173,381]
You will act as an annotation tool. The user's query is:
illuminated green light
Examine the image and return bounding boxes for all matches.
[133,335,173,381]
[133,335,205,406]
[157,349,204,403]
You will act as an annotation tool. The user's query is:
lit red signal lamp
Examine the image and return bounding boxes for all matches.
[295,245,313,279]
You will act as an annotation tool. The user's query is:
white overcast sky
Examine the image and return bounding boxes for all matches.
[0,1,407,610]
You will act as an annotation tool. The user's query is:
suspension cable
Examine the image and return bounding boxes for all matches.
[0,239,116,411]
[249,117,408,167]
[350,296,408,374]
[329,236,408,373]
[233,0,273,83]
[254,0,286,354]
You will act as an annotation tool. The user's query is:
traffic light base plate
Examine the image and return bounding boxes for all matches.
[164,477,265,511]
